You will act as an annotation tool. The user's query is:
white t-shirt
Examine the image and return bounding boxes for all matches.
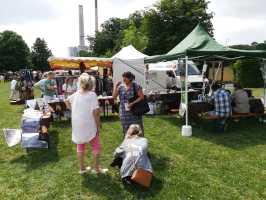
[67,90,99,144]
[10,80,17,90]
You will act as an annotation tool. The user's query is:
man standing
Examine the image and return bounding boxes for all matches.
[43,71,57,102]
[34,73,48,97]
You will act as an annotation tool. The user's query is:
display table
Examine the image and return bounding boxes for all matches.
[21,109,52,149]
[146,90,200,113]
[98,96,115,117]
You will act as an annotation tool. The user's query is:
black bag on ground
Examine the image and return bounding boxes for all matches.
[129,83,150,116]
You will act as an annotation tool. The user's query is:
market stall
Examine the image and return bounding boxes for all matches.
[145,24,266,136]
[48,57,112,70]
[47,57,115,116]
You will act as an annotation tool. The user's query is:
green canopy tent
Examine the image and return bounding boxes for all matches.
[145,24,266,63]
[144,24,266,136]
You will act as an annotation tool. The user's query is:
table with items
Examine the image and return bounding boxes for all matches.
[21,106,52,149]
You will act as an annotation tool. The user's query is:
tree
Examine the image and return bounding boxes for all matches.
[79,50,96,57]
[122,24,148,52]
[142,0,214,55]
[31,38,52,71]
[89,18,130,56]
[0,30,30,71]
[233,59,264,88]
[89,0,213,56]
[230,42,266,87]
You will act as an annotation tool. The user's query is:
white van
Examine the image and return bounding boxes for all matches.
[146,60,206,93]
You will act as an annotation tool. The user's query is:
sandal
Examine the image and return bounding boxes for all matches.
[91,168,109,174]
[78,166,91,175]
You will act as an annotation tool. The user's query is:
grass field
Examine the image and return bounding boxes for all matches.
[0,83,266,200]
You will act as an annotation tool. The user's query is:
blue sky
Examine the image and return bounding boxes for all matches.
[0,0,265,56]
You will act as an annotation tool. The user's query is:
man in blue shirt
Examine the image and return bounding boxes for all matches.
[209,83,232,132]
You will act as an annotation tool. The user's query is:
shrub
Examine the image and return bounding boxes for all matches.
[232,59,264,88]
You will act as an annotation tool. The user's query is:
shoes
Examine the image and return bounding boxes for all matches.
[91,168,109,174]
[79,166,91,175]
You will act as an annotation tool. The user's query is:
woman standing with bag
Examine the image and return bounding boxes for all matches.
[113,72,146,135]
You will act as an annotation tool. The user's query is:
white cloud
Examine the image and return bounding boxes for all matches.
[0,0,158,56]
[0,0,59,25]
[209,0,266,45]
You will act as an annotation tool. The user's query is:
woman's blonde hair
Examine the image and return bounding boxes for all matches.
[126,124,143,138]
[79,73,95,91]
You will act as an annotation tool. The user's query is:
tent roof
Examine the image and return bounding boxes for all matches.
[48,56,112,70]
[112,45,147,59]
[145,24,266,63]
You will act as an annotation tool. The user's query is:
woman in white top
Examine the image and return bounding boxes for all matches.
[65,73,107,174]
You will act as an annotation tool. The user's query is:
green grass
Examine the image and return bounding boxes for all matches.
[0,83,266,200]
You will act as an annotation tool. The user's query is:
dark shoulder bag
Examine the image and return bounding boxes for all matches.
[129,83,150,116]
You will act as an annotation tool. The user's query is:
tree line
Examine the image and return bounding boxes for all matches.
[0,31,52,72]
[0,0,265,88]
[89,0,214,57]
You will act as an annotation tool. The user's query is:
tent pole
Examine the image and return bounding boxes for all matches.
[212,61,215,80]
[221,62,224,82]
[185,56,189,126]
[181,56,192,137]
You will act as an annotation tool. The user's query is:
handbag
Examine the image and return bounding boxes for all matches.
[128,83,150,116]
[131,168,153,188]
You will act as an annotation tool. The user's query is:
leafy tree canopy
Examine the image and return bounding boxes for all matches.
[88,0,213,56]
[0,30,30,71]
[31,38,52,71]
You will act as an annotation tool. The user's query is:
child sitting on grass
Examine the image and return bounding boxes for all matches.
[65,73,108,174]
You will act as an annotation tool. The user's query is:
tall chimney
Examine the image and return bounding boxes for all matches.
[95,0,99,32]
[78,5,85,47]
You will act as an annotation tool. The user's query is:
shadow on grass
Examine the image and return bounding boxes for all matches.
[101,115,120,123]
[10,130,60,171]
[81,153,168,199]
[51,120,71,128]
[156,115,266,150]
[193,118,266,150]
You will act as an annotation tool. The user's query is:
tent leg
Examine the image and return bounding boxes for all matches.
[182,56,192,137]
[221,62,224,82]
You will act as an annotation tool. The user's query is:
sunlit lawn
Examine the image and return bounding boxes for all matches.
[0,83,266,200]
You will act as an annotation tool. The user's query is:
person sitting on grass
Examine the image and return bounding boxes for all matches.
[209,83,232,132]
[232,83,250,114]
[111,124,153,185]
[65,73,108,175]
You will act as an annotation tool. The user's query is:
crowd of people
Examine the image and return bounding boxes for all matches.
[9,71,35,102]
[63,71,152,186]
[5,63,263,187]
[10,68,152,186]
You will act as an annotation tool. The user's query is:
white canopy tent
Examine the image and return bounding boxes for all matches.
[112,45,147,88]
[112,45,171,93]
